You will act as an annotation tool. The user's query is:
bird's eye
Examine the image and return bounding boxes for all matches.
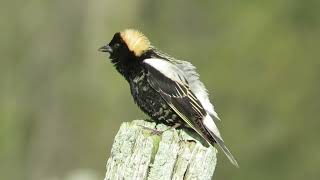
[114,43,120,48]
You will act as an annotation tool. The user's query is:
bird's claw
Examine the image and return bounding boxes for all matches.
[137,125,164,136]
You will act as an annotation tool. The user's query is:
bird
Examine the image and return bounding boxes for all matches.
[98,29,238,167]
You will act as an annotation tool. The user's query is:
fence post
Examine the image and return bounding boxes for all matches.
[104,120,217,180]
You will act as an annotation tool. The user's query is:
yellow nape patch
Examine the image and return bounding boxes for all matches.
[120,29,151,56]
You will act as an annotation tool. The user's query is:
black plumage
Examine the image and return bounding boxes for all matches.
[99,29,238,167]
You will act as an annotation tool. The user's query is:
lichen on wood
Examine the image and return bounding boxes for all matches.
[104,120,217,180]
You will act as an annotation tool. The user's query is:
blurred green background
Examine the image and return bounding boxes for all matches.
[1,0,319,179]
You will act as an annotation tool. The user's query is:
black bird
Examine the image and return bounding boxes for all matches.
[99,29,238,167]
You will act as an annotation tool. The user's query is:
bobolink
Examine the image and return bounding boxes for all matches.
[99,29,238,167]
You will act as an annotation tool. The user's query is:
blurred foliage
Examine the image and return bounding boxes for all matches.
[0,0,319,179]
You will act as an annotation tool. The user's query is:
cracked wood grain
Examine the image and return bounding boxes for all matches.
[104,120,217,180]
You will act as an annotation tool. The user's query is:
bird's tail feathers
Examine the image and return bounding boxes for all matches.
[209,131,239,168]
[203,115,239,167]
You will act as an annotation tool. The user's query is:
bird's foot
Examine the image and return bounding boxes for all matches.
[139,123,181,136]
[144,119,154,123]
[138,123,182,136]
[138,125,164,136]
[150,129,164,136]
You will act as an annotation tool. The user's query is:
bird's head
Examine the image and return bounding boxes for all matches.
[99,29,151,62]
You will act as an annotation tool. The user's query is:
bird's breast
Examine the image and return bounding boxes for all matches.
[129,72,182,125]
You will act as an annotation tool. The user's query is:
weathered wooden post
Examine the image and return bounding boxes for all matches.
[104,120,217,180]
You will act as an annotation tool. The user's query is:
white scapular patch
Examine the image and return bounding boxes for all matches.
[143,58,187,84]
[120,29,150,56]
[174,60,220,120]
[203,114,222,140]
[144,58,221,121]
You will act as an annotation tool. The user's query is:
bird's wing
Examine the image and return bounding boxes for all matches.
[143,58,238,167]
[174,60,221,121]
[152,50,220,121]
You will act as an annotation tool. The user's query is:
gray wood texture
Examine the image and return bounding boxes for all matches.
[104,120,217,180]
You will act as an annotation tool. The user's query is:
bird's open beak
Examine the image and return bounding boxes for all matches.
[98,45,113,53]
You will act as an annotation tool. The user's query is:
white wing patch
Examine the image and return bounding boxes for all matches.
[143,58,187,85]
[174,60,221,120]
[144,58,220,121]
[203,114,222,140]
